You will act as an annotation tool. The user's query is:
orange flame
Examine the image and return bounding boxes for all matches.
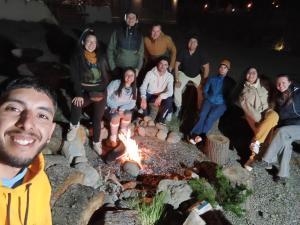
[118,130,142,168]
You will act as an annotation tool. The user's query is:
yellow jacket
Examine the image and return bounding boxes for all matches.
[0,154,52,225]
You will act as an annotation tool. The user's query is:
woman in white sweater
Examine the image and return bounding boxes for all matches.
[238,67,279,171]
[106,67,137,147]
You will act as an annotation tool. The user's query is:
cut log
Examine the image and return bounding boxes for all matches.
[203,134,229,165]
[52,184,104,225]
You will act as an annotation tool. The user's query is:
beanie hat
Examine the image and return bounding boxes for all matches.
[220,59,231,69]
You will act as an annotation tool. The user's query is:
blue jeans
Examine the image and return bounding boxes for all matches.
[191,100,226,135]
[146,93,173,123]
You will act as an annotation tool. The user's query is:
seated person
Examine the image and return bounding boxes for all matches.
[238,67,279,171]
[139,56,174,124]
[106,67,137,147]
[67,28,109,155]
[263,74,300,183]
[189,59,236,144]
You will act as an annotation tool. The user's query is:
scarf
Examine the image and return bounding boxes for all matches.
[84,50,97,65]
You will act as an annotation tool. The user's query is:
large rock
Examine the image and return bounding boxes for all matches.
[44,154,69,170]
[74,162,102,188]
[62,126,88,164]
[156,129,168,141]
[52,184,104,225]
[147,120,155,127]
[145,126,159,137]
[222,165,253,189]
[157,179,192,209]
[122,160,140,177]
[156,122,169,132]
[137,126,146,137]
[167,132,182,144]
[43,124,63,155]
[46,163,85,207]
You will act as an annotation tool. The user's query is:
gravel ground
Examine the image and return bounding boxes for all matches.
[224,148,300,225]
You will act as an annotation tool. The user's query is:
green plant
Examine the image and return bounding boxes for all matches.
[188,178,217,206]
[214,167,252,217]
[132,191,167,225]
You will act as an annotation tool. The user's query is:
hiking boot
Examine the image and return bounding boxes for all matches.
[67,123,80,141]
[93,141,102,155]
[244,158,255,171]
[250,140,260,154]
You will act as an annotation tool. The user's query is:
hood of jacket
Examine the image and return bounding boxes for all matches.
[0,154,52,225]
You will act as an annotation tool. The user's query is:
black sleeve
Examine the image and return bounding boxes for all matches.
[176,49,184,62]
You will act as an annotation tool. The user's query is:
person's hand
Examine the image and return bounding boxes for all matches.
[72,97,84,107]
[175,80,181,88]
[141,98,147,110]
[154,96,162,107]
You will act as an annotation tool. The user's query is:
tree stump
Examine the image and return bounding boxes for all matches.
[203,134,229,165]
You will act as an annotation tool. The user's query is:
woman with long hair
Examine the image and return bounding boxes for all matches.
[67,28,109,155]
[106,67,137,147]
[263,74,300,183]
[238,67,279,171]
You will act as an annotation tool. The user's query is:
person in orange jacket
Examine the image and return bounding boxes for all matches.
[0,77,56,225]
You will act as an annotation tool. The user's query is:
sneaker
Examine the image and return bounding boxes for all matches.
[244,158,255,171]
[67,123,80,141]
[166,113,172,122]
[93,141,102,155]
[250,140,260,154]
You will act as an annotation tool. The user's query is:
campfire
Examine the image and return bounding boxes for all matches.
[118,130,143,176]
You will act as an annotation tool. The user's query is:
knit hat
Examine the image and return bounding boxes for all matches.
[220,59,231,69]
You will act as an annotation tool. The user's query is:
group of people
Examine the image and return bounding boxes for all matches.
[65,10,210,156]
[0,10,299,225]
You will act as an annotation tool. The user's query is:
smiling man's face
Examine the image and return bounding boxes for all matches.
[0,88,56,168]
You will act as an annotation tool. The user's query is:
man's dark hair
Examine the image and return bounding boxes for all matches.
[0,77,57,110]
[156,56,170,65]
[151,22,162,29]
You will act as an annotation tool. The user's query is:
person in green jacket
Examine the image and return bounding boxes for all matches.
[107,11,144,80]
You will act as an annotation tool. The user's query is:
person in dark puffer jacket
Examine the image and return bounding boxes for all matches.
[263,74,300,182]
[107,11,144,79]
[67,28,109,155]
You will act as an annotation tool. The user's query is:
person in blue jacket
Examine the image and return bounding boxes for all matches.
[189,59,236,144]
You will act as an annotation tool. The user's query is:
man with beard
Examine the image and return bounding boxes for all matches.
[0,77,56,225]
